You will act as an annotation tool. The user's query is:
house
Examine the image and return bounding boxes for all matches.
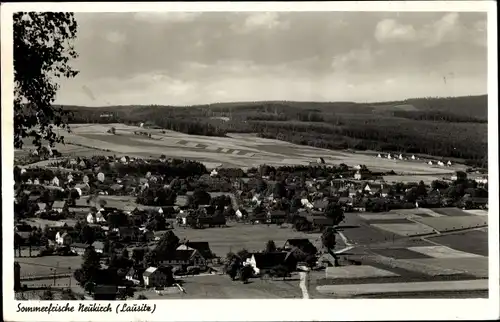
[180,241,214,260]
[317,251,337,267]
[52,200,66,212]
[93,241,105,253]
[364,183,383,195]
[353,199,367,212]
[37,202,47,212]
[87,213,95,224]
[93,285,117,300]
[52,176,60,187]
[380,187,391,198]
[55,231,72,246]
[245,252,296,275]
[313,200,329,211]
[143,267,169,287]
[354,171,362,180]
[71,243,90,255]
[118,227,138,240]
[143,230,155,241]
[126,267,145,285]
[267,210,287,225]
[283,239,317,255]
[159,249,207,269]
[306,216,335,231]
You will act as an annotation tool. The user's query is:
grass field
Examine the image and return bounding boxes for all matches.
[16,123,466,174]
[171,223,323,257]
[153,274,303,299]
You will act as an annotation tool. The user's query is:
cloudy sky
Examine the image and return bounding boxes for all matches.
[55,11,487,106]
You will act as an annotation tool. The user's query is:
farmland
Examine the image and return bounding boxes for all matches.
[17,123,466,179]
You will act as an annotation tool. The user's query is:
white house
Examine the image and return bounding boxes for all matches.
[428,161,433,165]
[143,267,168,288]
[87,213,95,224]
[475,177,488,185]
[437,161,444,166]
[33,178,40,185]
[235,209,243,218]
[55,232,72,246]
[411,155,416,160]
[354,171,362,180]
[301,198,313,209]
[387,154,392,159]
[52,176,60,187]
[447,161,452,166]
[95,212,106,223]
[398,154,403,160]
[353,165,361,170]
[377,154,382,158]
[210,169,218,177]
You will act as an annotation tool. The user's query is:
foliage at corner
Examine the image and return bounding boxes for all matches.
[14,12,79,151]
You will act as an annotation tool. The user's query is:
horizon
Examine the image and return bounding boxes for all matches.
[54,11,487,107]
[58,93,488,109]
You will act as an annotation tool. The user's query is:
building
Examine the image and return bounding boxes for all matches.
[306,216,334,231]
[55,231,72,246]
[313,200,329,212]
[159,249,207,270]
[267,211,287,225]
[52,200,66,212]
[71,243,90,255]
[283,239,317,255]
[126,267,145,285]
[245,252,296,275]
[179,241,214,260]
[143,267,168,288]
[93,241,105,253]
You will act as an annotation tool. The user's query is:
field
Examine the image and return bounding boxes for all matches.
[170,223,324,257]
[17,123,466,176]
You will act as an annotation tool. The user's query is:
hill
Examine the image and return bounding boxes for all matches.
[59,95,488,167]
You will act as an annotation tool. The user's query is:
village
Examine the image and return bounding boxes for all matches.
[13,152,489,300]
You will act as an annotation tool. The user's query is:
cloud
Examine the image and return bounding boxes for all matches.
[104,31,126,44]
[234,12,290,33]
[374,13,483,48]
[331,45,380,73]
[375,19,417,43]
[423,12,460,47]
[133,12,202,23]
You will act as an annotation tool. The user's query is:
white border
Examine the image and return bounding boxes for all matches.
[2,2,498,321]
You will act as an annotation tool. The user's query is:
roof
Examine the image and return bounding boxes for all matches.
[185,241,213,259]
[71,243,90,249]
[162,249,197,262]
[269,210,287,217]
[313,200,329,209]
[143,267,158,277]
[52,200,66,208]
[284,239,314,249]
[306,216,335,226]
[252,252,288,269]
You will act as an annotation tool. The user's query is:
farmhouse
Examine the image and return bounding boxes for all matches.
[143,267,168,288]
[55,231,72,246]
[313,200,329,211]
[159,249,207,269]
[283,239,316,255]
[52,200,66,212]
[71,243,90,255]
[245,252,296,275]
[178,241,214,260]
[267,210,287,225]
[126,267,145,285]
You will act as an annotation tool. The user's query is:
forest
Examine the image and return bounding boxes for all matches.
[61,94,488,167]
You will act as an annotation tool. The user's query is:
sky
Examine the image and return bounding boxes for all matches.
[55,11,488,106]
